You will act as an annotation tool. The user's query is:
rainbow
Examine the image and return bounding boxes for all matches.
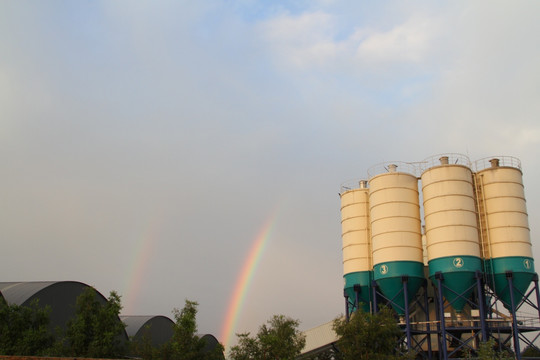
[122,217,162,314]
[220,214,277,351]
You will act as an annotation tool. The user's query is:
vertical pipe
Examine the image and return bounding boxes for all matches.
[507,272,521,359]
[475,271,487,342]
[436,273,448,360]
[403,276,412,351]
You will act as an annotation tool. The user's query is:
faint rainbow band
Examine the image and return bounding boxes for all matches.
[220,213,277,351]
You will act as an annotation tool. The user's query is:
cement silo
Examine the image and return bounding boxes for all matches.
[338,154,540,359]
[421,154,482,313]
[340,180,372,313]
[369,163,424,315]
[475,157,535,309]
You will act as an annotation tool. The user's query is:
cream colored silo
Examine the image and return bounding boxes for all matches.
[340,180,372,312]
[369,163,424,315]
[475,157,534,308]
[421,154,481,313]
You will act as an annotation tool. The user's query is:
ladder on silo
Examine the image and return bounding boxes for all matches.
[473,173,490,261]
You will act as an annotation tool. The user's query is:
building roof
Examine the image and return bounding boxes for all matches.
[0,281,127,342]
[0,281,59,305]
[121,315,174,346]
[199,334,220,354]
[299,319,340,358]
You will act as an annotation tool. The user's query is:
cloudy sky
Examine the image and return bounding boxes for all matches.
[1,0,540,350]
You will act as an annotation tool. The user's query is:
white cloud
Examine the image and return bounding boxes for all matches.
[404,2,540,153]
[355,16,441,63]
[257,8,446,73]
[512,127,540,148]
[258,11,340,69]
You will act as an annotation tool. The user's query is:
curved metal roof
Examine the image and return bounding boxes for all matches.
[0,281,127,343]
[0,281,59,305]
[121,315,174,346]
[199,333,222,355]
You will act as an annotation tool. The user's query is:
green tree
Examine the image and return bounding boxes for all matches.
[522,344,540,358]
[167,299,224,360]
[130,325,161,360]
[332,307,402,360]
[170,300,205,358]
[130,300,224,360]
[0,299,56,356]
[229,314,306,360]
[65,287,126,358]
[230,332,261,360]
[476,339,512,360]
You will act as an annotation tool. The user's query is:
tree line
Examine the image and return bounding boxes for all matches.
[0,289,428,360]
[0,287,224,359]
[1,285,400,360]
[4,288,528,359]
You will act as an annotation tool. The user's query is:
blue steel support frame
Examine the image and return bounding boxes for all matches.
[435,273,448,360]
[344,290,350,322]
[402,275,412,351]
[423,280,433,360]
[372,279,378,314]
[344,270,540,359]
[354,284,361,312]
[506,271,521,360]
[475,270,488,342]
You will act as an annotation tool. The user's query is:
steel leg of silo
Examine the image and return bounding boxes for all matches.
[402,276,412,351]
[423,281,433,360]
[344,290,350,322]
[372,280,378,314]
[436,273,448,360]
[475,271,487,342]
[533,274,540,320]
[354,284,361,312]
[507,271,521,359]
[433,283,442,360]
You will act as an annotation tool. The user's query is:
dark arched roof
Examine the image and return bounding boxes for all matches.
[0,282,60,305]
[199,334,224,358]
[121,315,174,346]
[0,281,127,342]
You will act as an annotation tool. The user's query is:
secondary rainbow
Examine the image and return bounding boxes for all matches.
[220,214,276,351]
[122,217,162,314]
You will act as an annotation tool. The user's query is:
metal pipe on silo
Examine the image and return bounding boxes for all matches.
[475,156,535,310]
[421,154,482,313]
[340,180,372,313]
[368,163,424,315]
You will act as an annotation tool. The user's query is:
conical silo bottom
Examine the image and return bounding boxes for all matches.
[485,257,535,310]
[344,271,372,313]
[428,256,482,312]
[373,261,424,315]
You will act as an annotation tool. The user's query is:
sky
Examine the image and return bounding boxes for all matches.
[1,0,540,351]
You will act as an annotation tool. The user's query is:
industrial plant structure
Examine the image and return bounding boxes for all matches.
[340,154,540,359]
